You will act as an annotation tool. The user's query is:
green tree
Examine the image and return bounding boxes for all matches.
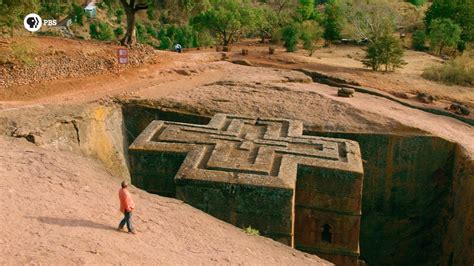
[296,0,316,22]
[425,0,474,43]
[191,0,257,46]
[323,0,343,44]
[428,18,462,55]
[90,22,115,41]
[264,0,297,27]
[254,5,278,43]
[158,0,211,24]
[300,20,322,56]
[412,30,426,51]
[282,23,300,52]
[362,34,406,72]
[0,0,39,36]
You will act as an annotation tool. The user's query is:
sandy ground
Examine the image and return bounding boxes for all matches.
[0,136,329,265]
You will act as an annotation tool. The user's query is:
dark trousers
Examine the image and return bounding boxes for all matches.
[119,211,134,232]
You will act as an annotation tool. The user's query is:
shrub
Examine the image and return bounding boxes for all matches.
[300,21,323,56]
[89,23,99,39]
[244,226,260,236]
[155,24,211,49]
[98,22,114,41]
[11,41,36,67]
[270,28,282,44]
[90,22,115,41]
[146,25,158,39]
[135,22,146,43]
[362,34,406,71]
[175,26,195,48]
[147,8,156,20]
[282,24,300,52]
[195,30,214,47]
[114,26,124,37]
[412,30,427,51]
[71,2,85,26]
[115,8,124,24]
[159,33,172,50]
[422,51,474,86]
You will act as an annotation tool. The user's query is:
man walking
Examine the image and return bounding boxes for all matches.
[118,181,136,234]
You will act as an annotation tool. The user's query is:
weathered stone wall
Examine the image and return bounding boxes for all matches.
[77,105,131,179]
[295,166,362,266]
[308,132,456,265]
[441,146,474,266]
[122,104,210,145]
[0,104,131,179]
[128,151,186,197]
[176,180,294,245]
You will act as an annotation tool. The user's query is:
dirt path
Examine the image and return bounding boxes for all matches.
[0,40,220,108]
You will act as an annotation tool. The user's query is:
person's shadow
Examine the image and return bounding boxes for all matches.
[28,216,117,232]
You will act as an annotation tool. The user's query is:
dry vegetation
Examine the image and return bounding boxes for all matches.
[422,50,474,86]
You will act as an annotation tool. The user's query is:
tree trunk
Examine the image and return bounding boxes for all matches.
[439,43,445,56]
[122,9,136,45]
[222,31,228,46]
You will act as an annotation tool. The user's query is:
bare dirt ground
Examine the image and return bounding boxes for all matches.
[0,136,329,265]
[230,40,474,110]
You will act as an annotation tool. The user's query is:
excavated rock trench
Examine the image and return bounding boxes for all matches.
[0,101,472,266]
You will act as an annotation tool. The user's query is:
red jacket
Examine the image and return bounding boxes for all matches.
[119,188,135,213]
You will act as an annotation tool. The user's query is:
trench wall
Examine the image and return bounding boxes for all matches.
[0,104,130,180]
[441,146,474,266]
[308,132,456,265]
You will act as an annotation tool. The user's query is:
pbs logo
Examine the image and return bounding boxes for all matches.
[24,13,42,32]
